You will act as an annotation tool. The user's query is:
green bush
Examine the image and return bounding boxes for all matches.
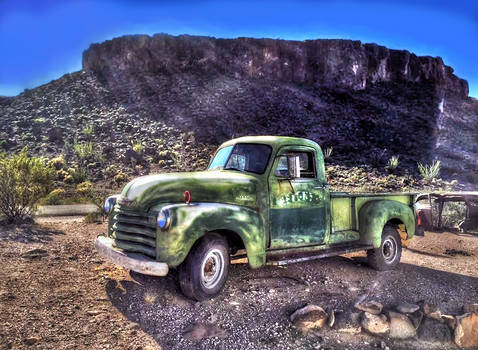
[82,122,94,138]
[386,156,399,173]
[76,181,94,195]
[40,188,66,205]
[76,181,107,219]
[74,140,94,162]
[73,140,104,165]
[132,141,145,154]
[418,160,441,180]
[66,166,87,184]
[0,149,55,223]
[113,171,128,186]
[50,155,65,170]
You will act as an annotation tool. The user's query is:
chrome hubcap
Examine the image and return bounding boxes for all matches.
[200,249,224,289]
[382,236,397,263]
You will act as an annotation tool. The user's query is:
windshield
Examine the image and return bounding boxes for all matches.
[208,143,272,174]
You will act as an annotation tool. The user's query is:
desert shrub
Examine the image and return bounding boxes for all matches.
[323,147,333,161]
[132,141,145,154]
[40,188,66,205]
[74,140,94,161]
[50,155,65,170]
[418,160,441,180]
[104,164,117,177]
[67,166,87,184]
[82,122,94,138]
[73,140,104,165]
[76,181,94,195]
[76,181,107,219]
[158,150,169,158]
[386,156,399,173]
[113,171,129,186]
[0,149,55,223]
[170,151,182,169]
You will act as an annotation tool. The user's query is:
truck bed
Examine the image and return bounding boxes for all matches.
[331,192,416,234]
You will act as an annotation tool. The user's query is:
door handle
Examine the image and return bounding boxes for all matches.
[314,182,330,190]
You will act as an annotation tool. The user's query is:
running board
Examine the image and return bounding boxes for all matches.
[266,244,373,266]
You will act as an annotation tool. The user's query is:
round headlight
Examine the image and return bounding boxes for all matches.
[104,196,117,214]
[157,209,171,230]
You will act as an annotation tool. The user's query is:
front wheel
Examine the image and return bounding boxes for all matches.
[178,233,230,300]
[367,226,402,271]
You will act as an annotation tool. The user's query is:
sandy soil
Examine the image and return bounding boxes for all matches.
[0,219,477,350]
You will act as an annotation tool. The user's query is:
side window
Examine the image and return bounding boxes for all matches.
[274,151,316,179]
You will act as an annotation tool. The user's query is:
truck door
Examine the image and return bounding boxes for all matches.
[268,146,328,249]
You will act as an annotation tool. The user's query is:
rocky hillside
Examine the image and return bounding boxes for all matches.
[0,34,477,191]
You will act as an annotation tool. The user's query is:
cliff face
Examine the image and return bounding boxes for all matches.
[83,34,468,98]
[1,34,477,187]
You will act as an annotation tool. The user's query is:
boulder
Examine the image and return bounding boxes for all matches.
[396,302,420,314]
[355,301,383,315]
[361,312,389,336]
[388,311,416,339]
[455,313,478,348]
[290,305,329,332]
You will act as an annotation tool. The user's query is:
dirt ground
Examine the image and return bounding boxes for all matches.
[1,219,477,350]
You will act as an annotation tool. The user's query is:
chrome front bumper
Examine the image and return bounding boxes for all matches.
[95,235,168,276]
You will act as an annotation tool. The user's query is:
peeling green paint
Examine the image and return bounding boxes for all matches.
[358,199,415,247]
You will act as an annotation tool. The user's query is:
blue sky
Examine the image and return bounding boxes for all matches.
[1,0,477,97]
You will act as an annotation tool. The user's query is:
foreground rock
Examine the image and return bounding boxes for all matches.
[396,302,420,314]
[388,311,416,339]
[361,312,389,336]
[290,305,329,332]
[355,301,383,315]
[455,313,478,348]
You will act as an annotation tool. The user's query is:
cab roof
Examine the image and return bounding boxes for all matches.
[219,136,321,150]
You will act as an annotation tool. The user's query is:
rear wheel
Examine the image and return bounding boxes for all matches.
[179,233,230,300]
[367,226,402,271]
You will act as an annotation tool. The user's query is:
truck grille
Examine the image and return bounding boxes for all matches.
[111,205,157,258]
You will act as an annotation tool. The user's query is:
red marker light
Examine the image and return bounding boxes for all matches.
[184,190,191,204]
[417,216,422,226]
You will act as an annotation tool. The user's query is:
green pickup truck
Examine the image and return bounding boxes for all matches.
[96,136,421,300]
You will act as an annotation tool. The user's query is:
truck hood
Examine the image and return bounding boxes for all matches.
[120,170,260,209]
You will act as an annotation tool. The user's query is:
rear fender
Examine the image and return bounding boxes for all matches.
[358,200,415,248]
[156,203,266,268]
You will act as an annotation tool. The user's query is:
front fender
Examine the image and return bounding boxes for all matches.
[358,200,415,248]
[156,203,266,268]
